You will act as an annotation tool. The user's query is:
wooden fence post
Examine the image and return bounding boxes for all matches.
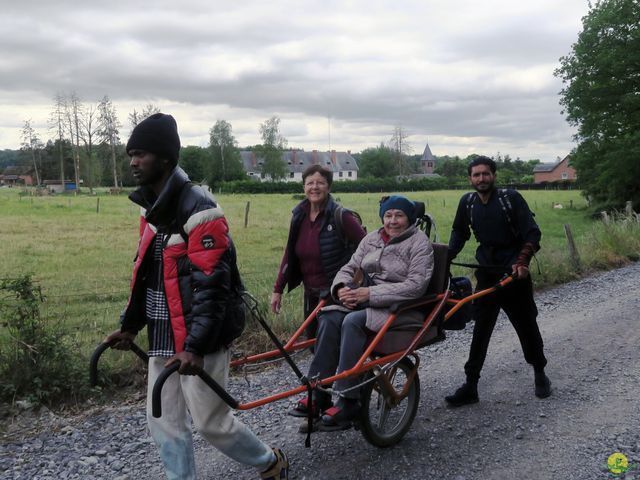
[625,200,634,217]
[564,224,582,272]
[96,197,100,214]
[244,201,251,228]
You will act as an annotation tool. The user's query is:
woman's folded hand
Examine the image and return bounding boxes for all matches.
[338,286,370,309]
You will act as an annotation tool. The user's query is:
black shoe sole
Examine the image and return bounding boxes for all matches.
[288,410,319,418]
[317,421,353,432]
[445,396,479,407]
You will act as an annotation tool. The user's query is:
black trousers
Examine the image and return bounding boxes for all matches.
[303,292,321,340]
[464,272,547,382]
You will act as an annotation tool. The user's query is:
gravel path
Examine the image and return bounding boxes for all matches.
[2,263,640,480]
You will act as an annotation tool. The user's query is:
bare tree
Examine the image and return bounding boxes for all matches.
[20,119,42,186]
[98,96,122,188]
[79,102,100,193]
[64,92,83,192]
[128,103,161,129]
[49,93,67,188]
[389,125,412,176]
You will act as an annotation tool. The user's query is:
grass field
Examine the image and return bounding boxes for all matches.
[0,186,635,362]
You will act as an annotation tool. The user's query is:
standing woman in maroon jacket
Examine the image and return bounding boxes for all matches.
[271,165,366,341]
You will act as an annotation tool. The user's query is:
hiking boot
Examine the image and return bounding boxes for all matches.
[319,397,360,431]
[445,382,479,407]
[534,372,552,399]
[260,448,289,480]
[287,392,332,418]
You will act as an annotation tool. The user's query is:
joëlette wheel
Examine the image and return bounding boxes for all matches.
[358,356,420,447]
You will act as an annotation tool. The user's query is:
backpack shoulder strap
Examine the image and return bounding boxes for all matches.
[465,192,476,227]
[497,189,519,237]
[333,204,345,242]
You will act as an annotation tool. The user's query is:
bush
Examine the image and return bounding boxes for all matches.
[0,275,91,405]
[582,214,640,266]
[535,212,640,287]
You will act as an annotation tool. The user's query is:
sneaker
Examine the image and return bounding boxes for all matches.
[260,448,289,480]
[318,398,360,431]
[287,392,332,418]
[534,372,552,398]
[445,383,479,407]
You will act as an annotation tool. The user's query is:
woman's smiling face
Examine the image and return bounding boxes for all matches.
[383,209,410,237]
[303,172,330,205]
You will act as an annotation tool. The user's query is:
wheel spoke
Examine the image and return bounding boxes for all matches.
[377,402,391,429]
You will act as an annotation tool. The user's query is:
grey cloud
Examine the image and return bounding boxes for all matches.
[0,0,586,159]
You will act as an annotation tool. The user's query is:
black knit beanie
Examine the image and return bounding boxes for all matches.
[126,113,180,166]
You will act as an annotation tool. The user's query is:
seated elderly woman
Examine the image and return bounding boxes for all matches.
[290,195,434,431]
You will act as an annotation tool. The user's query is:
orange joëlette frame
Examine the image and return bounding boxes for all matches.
[229,275,515,411]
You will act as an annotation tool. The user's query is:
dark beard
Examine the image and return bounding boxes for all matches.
[473,181,495,194]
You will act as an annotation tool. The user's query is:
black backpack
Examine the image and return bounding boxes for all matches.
[332,205,366,252]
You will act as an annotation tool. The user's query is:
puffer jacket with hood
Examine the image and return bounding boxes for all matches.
[120,167,243,355]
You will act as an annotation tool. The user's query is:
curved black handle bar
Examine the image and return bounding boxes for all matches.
[151,363,239,418]
[89,340,149,387]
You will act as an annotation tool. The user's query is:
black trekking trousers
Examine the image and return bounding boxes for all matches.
[304,291,321,340]
[464,272,547,382]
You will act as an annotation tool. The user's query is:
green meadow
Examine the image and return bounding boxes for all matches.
[0,186,637,360]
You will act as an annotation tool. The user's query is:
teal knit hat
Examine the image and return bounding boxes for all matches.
[379,195,416,224]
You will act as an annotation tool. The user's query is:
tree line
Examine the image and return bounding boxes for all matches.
[356,140,542,185]
[15,93,293,190]
[13,100,546,192]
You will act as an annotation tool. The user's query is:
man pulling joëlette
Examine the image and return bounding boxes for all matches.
[105,113,288,480]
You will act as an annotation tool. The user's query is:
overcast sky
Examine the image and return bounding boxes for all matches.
[0,0,590,161]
